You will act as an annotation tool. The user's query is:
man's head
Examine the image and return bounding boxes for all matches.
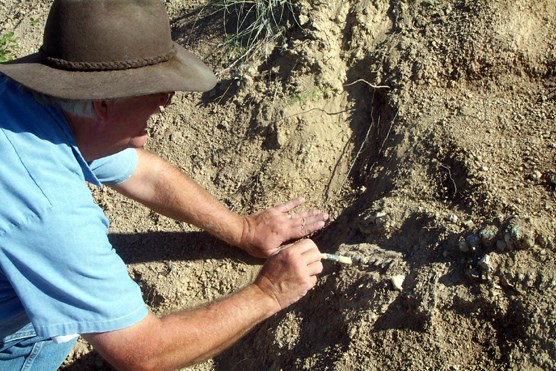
[1,0,217,160]
[0,0,217,100]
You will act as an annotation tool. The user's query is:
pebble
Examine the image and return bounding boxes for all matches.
[466,234,481,250]
[358,211,389,234]
[508,224,535,250]
[496,240,507,251]
[479,225,498,248]
[463,220,475,228]
[504,232,513,249]
[525,272,534,287]
[465,267,480,279]
[544,171,556,189]
[478,254,491,272]
[391,275,405,291]
[458,238,469,253]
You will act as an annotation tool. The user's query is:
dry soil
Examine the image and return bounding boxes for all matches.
[1,0,555,370]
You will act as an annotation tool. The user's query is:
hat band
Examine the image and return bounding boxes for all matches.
[39,45,176,71]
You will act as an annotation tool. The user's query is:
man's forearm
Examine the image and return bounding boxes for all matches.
[112,149,244,246]
[85,284,280,370]
[159,284,278,366]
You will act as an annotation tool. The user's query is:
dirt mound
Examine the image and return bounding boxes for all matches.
[2,0,555,369]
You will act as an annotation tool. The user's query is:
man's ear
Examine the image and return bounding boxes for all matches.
[92,100,109,124]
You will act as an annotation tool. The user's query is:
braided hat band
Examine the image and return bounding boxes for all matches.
[39,45,177,72]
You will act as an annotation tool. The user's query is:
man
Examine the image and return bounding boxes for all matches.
[0,0,328,369]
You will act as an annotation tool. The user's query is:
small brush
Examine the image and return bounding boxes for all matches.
[320,253,354,265]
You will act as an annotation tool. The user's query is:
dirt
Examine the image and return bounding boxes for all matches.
[2,0,555,370]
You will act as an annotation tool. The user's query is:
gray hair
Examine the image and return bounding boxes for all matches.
[14,82,98,120]
[34,93,98,120]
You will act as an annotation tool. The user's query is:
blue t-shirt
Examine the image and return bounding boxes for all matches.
[0,76,148,339]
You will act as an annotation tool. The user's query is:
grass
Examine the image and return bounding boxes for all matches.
[209,0,299,71]
[288,86,331,105]
[0,32,18,62]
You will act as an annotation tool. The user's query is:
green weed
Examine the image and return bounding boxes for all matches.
[0,32,18,62]
[288,86,331,105]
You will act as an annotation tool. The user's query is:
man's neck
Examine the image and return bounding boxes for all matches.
[63,111,100,161]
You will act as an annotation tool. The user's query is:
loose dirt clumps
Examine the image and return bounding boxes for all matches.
[2,0,555,369]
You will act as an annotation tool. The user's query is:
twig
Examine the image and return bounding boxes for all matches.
[336,116,377,196]
[324,133,351,203]
[437,162,457,197]
[283,107,354,119]
[378,110,398,154]
[343,78,389,89]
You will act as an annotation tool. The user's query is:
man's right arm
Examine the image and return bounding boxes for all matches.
[82,239,322,371]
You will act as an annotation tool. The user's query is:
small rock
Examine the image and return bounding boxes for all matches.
[465,267,481,279]
[549,274,556,288]
[480,225,499,248]
[496,240,507,251]
[448,214,458,223]
[458,238,469,253]
[544,171,556,189]
[391,275,405,291]
[499,273,513,288]
[478,254,491,272]
[510,225,523,242]
[537,273,546,288]
[358,210,390,234]
[507,224,535,250]
[525,272,535,287]
[466,234,481,250]
[463,220,475,228]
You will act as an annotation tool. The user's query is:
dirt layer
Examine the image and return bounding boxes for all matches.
[2,0,555,370]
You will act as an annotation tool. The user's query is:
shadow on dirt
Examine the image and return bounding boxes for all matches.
[109,231,262,265]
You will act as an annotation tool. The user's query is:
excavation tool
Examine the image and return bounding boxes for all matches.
[320,253,354,265]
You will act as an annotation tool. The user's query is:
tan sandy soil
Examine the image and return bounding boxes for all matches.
[1,0,555,369]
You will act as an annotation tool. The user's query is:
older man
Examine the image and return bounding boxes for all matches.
[0,0,328,369]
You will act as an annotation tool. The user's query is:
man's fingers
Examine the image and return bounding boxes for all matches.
[296,241,323,275]
[307,260,324,276]
[276,197,305,213]
[294,209,329,223]
[287,210,328,238]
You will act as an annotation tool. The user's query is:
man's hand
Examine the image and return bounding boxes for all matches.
[239,197,329,258]
[254,239,323,310]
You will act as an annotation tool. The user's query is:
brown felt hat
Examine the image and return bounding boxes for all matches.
[0,0,217,100]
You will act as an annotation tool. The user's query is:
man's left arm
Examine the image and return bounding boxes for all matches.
[111,149,328,257]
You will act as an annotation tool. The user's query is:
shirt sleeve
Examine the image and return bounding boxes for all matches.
[0,199,148,338]
[88,148,139,185]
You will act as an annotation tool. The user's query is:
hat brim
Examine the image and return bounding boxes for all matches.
[0,42,217,100]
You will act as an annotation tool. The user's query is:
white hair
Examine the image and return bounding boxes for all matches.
[14,82,98,120]
[48,97,98,120]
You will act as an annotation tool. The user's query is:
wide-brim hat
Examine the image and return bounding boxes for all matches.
[0,0,217,100]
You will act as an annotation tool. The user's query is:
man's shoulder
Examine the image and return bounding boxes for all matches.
[0,85,94,237]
